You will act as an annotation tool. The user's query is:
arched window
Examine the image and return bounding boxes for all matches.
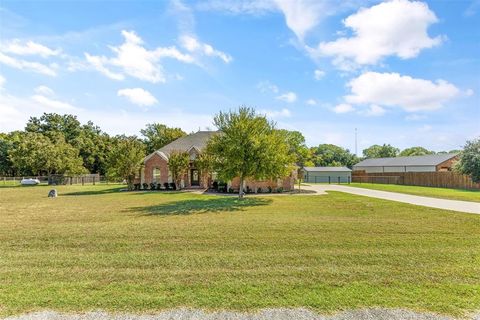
[153,168,161,183]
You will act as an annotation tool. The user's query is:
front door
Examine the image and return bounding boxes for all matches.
[191,169,199,186]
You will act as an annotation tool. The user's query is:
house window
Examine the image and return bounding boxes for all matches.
[153,168,161,183]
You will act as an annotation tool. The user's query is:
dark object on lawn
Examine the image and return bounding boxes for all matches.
[48,189,57,198]
[142,183,148,190]
[150,183,156,190]
[164,182,170,190]
[170,182,176,190]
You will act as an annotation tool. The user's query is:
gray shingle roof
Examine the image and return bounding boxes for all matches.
[354,153,457,167]
[303,166,352,172]
[158,131,219,156]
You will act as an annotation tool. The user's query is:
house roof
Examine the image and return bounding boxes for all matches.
[303,166,352,172]
[354,153,457,167]
[157,131,219,157]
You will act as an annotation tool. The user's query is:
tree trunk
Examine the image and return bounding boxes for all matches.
[238,175,244,199]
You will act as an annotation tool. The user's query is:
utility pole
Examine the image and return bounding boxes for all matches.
[355,128,358,156]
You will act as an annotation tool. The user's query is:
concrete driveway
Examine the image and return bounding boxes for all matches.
[303,184,480,215]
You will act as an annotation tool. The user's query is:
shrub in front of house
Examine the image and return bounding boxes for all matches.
[157,183,162,190]
[142,183,148,190]
[133,183,141,190]
[277,187,283,193]
[150,183,156,190]
[267,186,272,193]
[257,187,262,193]
[164,182,170,190]
[170,182,176,190]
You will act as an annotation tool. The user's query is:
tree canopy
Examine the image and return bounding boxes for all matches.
[140,123,186,154]
[399,147,434,157]
[106,136,145,190]
[311,144,358,168]
[207,107,293,197]
[455,138,480,183]
[363,144,399,159]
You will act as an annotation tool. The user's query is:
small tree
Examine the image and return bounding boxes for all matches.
[207,107,293,198]
[167,150,190,189]
[140,123,186,154]
[106,136,145,190]
[455,138,480,183]
[399,147,434,157]
[195,151,216,188]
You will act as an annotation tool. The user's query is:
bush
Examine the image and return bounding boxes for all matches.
[157,183,162,190]
[170,182,176,190]
[246,186,252,194]
[150,183,156,190]
[212,181,218,191]
[164,182,170,190]
[228,187,234,193]
[133,183,140,191]
[267,186,272,193]
[277,187,284,193]
[142,183,148,190]
[257,187,262,193]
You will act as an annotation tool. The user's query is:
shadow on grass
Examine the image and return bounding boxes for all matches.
[128,197,272,216]
[61,186,125,196]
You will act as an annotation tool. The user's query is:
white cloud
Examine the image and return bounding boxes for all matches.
[257,80,279,93]
[0,52,57,76]
[313,69,325,80]
[363,104,386,116]
[345,72,460,112]
[34,85,54,96]
[272,0,331,40]
[276,91,297,103]
[0,74,5,88]
[85,30,195,83]
[260,108,291,118]
[117,88,158,107]
[311,0,442,69]
[306,99,317,106]
[31,94,78,111]
[333,103,354,113]
[1,39,60,57]
[179,35,232,63]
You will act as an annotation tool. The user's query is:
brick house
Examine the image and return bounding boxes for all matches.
[139,131,296,191]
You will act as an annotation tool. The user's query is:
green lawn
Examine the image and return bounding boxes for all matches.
[349,183,480,202]
[0,185,479,317]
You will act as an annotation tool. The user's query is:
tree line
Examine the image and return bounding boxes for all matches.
[0,110,478,188]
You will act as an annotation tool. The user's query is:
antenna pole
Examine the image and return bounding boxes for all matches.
[355,128,358,156]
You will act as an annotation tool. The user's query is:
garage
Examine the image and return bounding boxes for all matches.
[303,167,352,183]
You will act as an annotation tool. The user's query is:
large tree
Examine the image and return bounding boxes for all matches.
[278,130,313,167]
[8,132,85,176]
[399,147,434,157]
[207,107,293,198]
[167,151,190,189]
[26,113,82,143]
[140,123,186,154]
[72,122,112,174]
[363,144,399,159]
[106,136,145,190]
[455,138,480,183]
[312,144,357,168]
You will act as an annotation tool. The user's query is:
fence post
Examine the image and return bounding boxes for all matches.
[82,177,84,186]
[328,176,331,184]
[93,176,96,185]
[348,176,351,184]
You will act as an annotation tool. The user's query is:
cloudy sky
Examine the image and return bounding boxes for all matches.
[0,0,479,153]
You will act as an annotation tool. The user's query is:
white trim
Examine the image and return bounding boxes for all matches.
[187,145,201,154]
[144,151,169,163]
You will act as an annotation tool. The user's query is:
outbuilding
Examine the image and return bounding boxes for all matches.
[353,154,458,173]
[303,167,352,183]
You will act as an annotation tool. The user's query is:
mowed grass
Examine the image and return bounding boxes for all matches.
[0,185,479,317]
[349,182,480,202]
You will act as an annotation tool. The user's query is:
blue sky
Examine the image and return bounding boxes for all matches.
[0,0,479,153]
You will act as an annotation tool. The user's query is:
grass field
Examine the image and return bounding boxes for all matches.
[1,185,479,317]
[349,183,480,202]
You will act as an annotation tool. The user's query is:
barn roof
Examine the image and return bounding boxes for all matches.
[354,153,457,167]
[303,166,352,172]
